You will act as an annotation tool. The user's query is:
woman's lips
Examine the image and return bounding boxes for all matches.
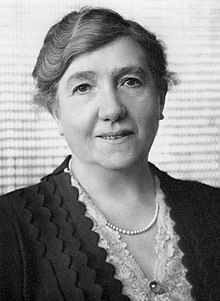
[97,130,134,140]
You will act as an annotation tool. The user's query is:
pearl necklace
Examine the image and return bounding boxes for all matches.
[106,202,159,235]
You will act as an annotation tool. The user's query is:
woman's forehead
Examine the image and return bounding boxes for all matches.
[60,37,150,82]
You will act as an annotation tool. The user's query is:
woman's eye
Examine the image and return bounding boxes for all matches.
[72,83,91,94]
[123,77,141,87]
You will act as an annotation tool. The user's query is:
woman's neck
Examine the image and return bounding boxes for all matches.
[70,156,156,218]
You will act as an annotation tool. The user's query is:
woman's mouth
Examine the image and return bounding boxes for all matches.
[97,130,134,140]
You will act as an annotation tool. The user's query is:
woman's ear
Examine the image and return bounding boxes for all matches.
[52,107,64,136]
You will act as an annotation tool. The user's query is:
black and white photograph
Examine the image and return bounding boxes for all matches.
[0,0,219,300]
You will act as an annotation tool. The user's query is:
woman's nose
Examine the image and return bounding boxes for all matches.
[98,87,126,122]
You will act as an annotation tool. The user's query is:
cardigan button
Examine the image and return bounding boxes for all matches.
[149,281,165,294]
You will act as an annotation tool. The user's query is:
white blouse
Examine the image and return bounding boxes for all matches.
[67,169,194,301]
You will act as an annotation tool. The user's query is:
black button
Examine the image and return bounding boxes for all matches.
[149,280,165,294]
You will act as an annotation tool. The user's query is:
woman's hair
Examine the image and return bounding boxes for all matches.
[32,6,177,114]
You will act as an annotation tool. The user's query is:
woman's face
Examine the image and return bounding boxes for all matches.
[55,36,165,170]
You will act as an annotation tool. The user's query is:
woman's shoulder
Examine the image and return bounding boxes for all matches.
[150,161,220,197]
[150,162,220,222]
[0,182,51,226]
[0,155,72,207]
[0,180,53,203]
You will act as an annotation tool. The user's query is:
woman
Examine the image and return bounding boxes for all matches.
[0,7,219,301]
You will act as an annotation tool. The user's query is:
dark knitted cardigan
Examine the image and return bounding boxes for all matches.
[0,156,219,301]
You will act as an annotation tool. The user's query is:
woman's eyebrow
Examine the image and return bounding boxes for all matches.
[65,67,148,89]
[114,66,147,80]
[66,71,95,86]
